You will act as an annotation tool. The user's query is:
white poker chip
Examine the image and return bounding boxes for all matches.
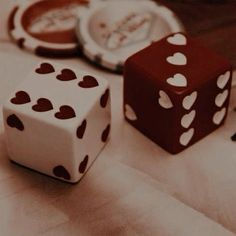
[8,0,89,57]
[76,0,185,73]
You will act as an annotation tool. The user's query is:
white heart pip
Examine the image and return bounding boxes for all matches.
[158,90,173,109]
[179,128,194,146]
[213,107,226,125]
[217,71,230,89]
[181,110,196,128]
[182,91,197,110]
[167,73,187,87]
[125,104,137,121]
[166,52,187,66]
[215,90,228,107]
[167,33,187,46]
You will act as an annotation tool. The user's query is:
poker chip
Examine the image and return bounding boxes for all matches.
[8,0,89,57]
[76,0,185,73]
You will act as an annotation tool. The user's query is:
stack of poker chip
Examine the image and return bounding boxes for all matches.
[8,0,184,73]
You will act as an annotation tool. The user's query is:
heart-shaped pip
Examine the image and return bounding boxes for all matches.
[100,89,110,108]
[7,114,24,131]
[32,98,53,112]
[231,133,236,142]
[167,33,187,46]
[181,110,196,129]
[158,90,173,109]
[217,71,230,89]
[167,73,187,87]
[78,75,99,88]
[55,105,76,120]
[53,165,71,180]
[76,120,87,139]
[215,90,228,107]
[125,104,137,121]
[182,91,197,110]
[179,128,194,146]
[101,124,110,142]
[213,107,226,125]
[56,69,77,81]
[11,91,31,105]
[166,52,187,66]
[79,155,89,174]
[35,63,55,74]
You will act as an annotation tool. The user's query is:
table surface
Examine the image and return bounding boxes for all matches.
[1,1,236,236]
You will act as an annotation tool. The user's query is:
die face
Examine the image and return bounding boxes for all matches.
[3,62,111,183]
[124,33,232,154]
[124,63,176,152]
[171,74,231,154]
[73,94,111,177]
[4,62,109,131]
[128,33,231,94]
[3,107,75,182]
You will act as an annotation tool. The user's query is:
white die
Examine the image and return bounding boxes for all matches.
[3,62,111,183]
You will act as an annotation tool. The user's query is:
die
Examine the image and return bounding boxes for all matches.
[3,62,111,183]
[124,33,232,154]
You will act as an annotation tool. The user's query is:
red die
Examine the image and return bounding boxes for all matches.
[123,33,232,154]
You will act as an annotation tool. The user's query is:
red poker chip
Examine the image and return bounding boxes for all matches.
[8,0,89,57]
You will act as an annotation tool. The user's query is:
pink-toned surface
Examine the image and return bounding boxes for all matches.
[1,1,236,235]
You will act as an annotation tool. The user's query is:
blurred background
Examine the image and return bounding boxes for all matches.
[1,0,236,67]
